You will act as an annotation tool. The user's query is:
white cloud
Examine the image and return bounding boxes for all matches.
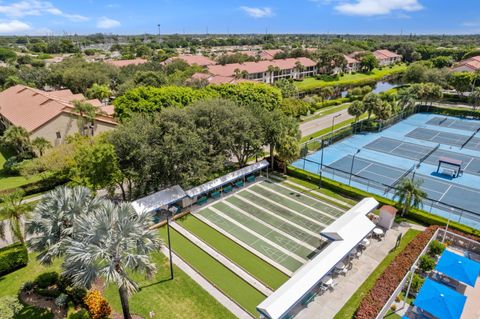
[97,16,120,29]
[333,0,423,16]
[0,0,88,21]
[240,6,273,18]
[0,19,31,33]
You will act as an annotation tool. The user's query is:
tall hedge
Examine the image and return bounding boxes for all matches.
[0,242,28,275]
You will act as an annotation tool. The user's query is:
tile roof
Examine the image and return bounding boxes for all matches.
[0,85,115,132]
[105,58,148,67]
[373,49,402,60]
[171,55,215,66]
[344,55,359,64]
[207,57,316,77]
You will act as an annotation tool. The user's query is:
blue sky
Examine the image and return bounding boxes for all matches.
[0,0,479,35]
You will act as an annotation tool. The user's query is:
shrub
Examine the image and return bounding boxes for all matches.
[0,296,23,319]
[428,240,446,256]
[0,242,28,275]
[419,255,436,272]
[35,287,61,298]
[21,281,35,293]
[67,287,88,306]
[84,290,111,319]
[68,309,91,319]
[34,272,59,289]
[409,274,425,294]
[390,304,397,311]
[55,293,69,308]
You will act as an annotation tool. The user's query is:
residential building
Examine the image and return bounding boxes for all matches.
[372,49,402,66]
[0,85,116,145]
[452,56,480,72]
[105,58,148,67]
[206,57,317,84]
[164,54,215,67]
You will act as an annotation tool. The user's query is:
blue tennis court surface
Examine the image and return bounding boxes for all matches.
[293,113,480,230]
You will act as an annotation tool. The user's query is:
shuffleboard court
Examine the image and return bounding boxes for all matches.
[365,137,480,176]
[406,127,480,151]
[426,116,480,132]
[193,180,347,273]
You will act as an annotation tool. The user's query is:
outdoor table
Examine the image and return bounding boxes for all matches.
[335,261,345,270]
[321,275,333,286]
[373,228,384,238]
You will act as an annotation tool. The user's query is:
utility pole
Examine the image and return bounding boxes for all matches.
[157,24,161,42]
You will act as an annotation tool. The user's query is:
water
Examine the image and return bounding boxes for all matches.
[340,81,397,97]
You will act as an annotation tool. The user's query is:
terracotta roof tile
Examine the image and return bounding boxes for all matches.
[373,49,402,60]
[105,58,148,67]
[171,55,215,66]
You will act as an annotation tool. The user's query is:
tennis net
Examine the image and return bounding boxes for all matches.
[461,127,480,149]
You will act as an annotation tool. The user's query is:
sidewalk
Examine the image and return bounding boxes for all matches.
[160,246,253,319]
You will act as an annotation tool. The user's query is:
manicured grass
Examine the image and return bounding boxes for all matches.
[295,65,407,91]
[104,252,236,319]
[177,214,289,289]
[385,310,402,319]
[300,113,369,143]
[0,145,44,191]
[278,175,357,207]
[301,103,351,122]
[333,229,421,319]
[0,253,62,296]
[15,305,53,319]
[158,227,266,316]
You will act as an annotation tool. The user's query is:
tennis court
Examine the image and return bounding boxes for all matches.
[426,116,480,132]
[365,137,480,176]
[406,127,480,151]
[193,180,347,274]
[327,156,480,215]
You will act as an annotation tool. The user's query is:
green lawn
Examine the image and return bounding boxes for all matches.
[295,64,407,91]
[300,113,369,143]
[15,305,54,319]
[177,214,289,290]
[0,253,62,296]
[158,227,266,316]
[334,229,421,319]
[104,252,236,319]
[0,145,44,191]
[301,103,351,123]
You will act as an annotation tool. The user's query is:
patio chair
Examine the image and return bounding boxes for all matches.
[319,285,329,294]
[329,281,338,290]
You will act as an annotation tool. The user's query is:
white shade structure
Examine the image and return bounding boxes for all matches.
[131,185,186,214]
[257,198,378,319]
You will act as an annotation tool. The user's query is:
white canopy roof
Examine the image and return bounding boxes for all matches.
[185,160,269,198]
[131,185,186,214]
[257,198,378,319]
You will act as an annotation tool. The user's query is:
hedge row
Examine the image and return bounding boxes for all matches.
[417,104,480,119]
[287,166,480,237]
[355,226,438,319]
[0,175,68,198]
[0,242,28,275]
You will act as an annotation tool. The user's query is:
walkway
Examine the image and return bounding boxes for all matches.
[159,246,253,319]
[171,221,274,296]
[295,224,410,319]
[300,109,353,137]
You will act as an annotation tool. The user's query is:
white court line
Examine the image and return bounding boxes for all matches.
[270,181,347,212]
[437,184,453,202]
[193,213,293,276]
[222,200,318,252]
[255,183,337,220]
[355,162,374,175]
[463,157,474,171]
[209,206,308,264]
[242,189,328,228]
[233,194,325,240]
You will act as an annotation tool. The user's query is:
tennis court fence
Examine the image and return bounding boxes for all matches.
[297,157,480,227]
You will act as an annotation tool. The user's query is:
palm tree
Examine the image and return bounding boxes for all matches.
[295,61,305,79]
[26,186,105,264]
[393,178,427,216]
[62,201,161,319]
[267,65,281,84]
[469,87,480,110]
[348,100,365,123]
[1,126,32,156]
[86,83,111,103]
[72,100,100,137]
[397,88,416,111]
[319,86,334,106]
[362,92,381,120]
[0,190,29,244]
[31,137,51,157]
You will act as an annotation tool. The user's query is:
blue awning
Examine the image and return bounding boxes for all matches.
[413,278,467,319]
[435,250,480,287]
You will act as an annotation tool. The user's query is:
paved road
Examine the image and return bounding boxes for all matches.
[300,109,353,138]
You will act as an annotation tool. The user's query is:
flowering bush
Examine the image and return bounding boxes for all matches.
[84,290,111,319]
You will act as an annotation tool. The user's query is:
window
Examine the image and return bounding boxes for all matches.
[56,131,61,139]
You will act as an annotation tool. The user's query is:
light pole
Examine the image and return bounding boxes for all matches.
[348,149,361,185]
[403,265,417,309]
[164,208,174,280]
[319,139,325,187]
[330,113,341,144]
[442,207,454,243]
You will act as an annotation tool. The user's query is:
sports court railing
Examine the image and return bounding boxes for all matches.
[297,157,480,228]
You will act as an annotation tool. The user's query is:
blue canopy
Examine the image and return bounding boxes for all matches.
[413,278,467,319]
[435,250,480,287]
